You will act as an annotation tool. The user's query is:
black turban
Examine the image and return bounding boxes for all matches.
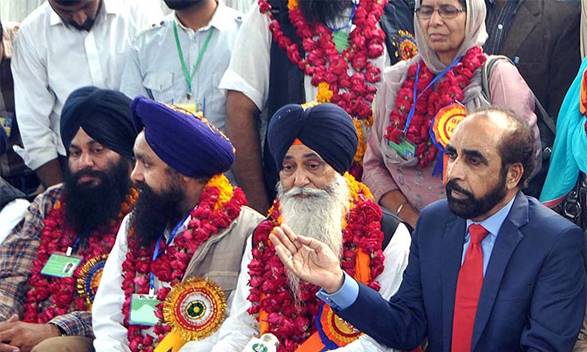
[131,97,235,178]
[60,87,138,160]
[267,103,358,174]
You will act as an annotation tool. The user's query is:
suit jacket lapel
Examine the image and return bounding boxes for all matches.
[501,1,541,55]
[471,193,529,350]
[441,215,466,351]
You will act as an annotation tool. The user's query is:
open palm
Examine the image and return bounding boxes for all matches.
[270,224,344,293]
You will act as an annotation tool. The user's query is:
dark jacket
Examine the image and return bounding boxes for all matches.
[337,193,586,351]
[484,0,581,120]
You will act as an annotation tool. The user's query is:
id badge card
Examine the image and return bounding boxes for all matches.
[388,138,416,160]
[130,293,160,326]
[40,253,82,278]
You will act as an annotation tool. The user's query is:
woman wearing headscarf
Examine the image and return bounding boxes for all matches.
[363,0,540,228]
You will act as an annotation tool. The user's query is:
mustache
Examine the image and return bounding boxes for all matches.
[445,180,474,199]
[283,186,330,198]
[72,168,107,183]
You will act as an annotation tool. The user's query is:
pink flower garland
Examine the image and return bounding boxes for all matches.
[121,180,246,351]
[384,46,487,168]
[247,177,385,351]
[258,0,386,122]
[23,190,137,323]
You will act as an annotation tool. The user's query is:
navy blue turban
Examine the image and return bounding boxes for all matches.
[131,97,235,178]
[267,103,358,174]
[60,86,138,159]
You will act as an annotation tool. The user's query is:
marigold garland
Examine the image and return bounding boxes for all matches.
[23,188,138,323]
[121,174,246,351]
[384,46,486,168]
[247,173,384,351]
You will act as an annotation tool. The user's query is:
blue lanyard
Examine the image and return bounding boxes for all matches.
[403,56,462,134]
[65,237,81,256]
[148,214,190,294]
[327,0,357,32]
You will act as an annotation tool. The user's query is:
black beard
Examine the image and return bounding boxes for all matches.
[64,158,131,238]
[164,0,203,10]
[446,169,508,220]
[130,180,185,247]
[299,0,353,24]
[68,18,95,31]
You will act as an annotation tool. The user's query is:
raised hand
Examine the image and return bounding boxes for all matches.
[270,224,344,293]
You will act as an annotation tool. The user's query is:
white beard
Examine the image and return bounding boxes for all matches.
[277,173,349,302]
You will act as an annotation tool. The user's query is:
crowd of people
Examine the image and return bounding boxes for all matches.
[0,0,585,351]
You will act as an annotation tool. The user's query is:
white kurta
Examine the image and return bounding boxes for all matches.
[11,0,161,170]
[208,223,412,352]
[92,215,232,351]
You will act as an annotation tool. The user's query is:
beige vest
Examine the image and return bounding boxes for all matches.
[182,206,263,296]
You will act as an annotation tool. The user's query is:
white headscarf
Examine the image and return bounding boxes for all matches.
[414,0,488,73]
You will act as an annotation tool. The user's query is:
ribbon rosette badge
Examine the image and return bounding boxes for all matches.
[432,103,468,148]
[76,254,108,308]
[163,277,227,341]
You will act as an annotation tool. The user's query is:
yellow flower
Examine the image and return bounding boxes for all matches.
[316,82,334,103]
[301,101,320,110]
[353,119,367,164]
[344,172,374,202]
[288,0,298,10]
[206,174,234,211]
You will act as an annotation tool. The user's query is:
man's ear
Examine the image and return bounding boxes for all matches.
[506,162,524,190]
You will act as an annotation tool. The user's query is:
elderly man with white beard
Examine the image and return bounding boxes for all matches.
[211,103,412,352]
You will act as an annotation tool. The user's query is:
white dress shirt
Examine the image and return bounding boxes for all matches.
[120,3,242,131]
[0,198,29,244]
[222,0,255,14]
[11,0,162,170]
[209,223,412,352]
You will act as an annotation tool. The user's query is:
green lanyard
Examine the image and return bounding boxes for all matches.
[173,21,214,100]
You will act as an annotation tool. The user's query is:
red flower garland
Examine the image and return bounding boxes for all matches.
[384,46,487,168]
[23,189,137,323]
[257,0,386,122]
[121,176,246,352]
[247,175,385,351]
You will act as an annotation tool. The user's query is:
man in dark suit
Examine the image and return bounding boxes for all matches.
[270,107,586,351]
[484,0,580,120]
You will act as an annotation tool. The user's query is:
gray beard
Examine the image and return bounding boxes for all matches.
[277,173,349,303]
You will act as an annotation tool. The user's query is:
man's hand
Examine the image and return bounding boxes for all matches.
[0,315,60,352]
[270,224,345,293]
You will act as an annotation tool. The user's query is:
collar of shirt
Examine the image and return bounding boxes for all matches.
[466,194,516,239]
[174,1,234,34]
[49,0,122,27]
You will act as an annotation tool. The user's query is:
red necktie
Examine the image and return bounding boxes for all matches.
[451,224,489,352]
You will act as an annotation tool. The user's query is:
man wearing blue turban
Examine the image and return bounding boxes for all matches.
[213,103,412,351]
[92,97,263,351]
[0,86,139,352]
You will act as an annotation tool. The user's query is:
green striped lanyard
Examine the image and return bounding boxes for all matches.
[173,21,214,100]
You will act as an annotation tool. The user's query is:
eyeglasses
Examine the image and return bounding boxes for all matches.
[416,5,466,19]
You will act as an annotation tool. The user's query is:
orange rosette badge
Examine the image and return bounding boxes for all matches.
[432,103,468,182]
